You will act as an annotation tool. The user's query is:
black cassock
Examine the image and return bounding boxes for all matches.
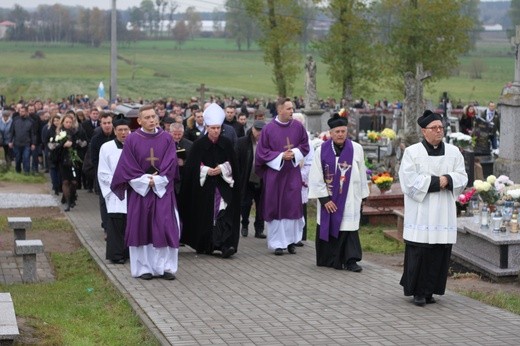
[400,241,452,297]
[180,135,240,255]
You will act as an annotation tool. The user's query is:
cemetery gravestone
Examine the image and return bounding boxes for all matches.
[473,118,491,155]
[462,149,475,188]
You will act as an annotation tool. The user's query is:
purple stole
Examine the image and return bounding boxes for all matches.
[319,139,354,241]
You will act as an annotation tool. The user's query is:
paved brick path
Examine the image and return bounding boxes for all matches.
[6,188,520,345]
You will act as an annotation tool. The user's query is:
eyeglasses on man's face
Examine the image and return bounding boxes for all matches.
[425,126,444,131]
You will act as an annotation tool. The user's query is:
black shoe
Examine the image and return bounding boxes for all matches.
[345,263,362,272]
[88,189,93,193]
[241,228,248,237]
[254,232,266,239]
[110,259,126,264]
[274,248,283,256]
[70,202,76,208]
[287,244,296,254]
[64,206,70,212]
[161,272,176,280]
[222,246,235,258]
[139,273,153,280]
[425,296,436,304]
[413,296,426,306]
[294,241,304,247]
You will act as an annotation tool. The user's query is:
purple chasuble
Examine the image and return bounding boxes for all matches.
[111,128,180,248]
[319,139,354,241]
[255,119,309,222]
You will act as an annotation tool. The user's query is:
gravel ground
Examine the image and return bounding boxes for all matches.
[0,193,58,208]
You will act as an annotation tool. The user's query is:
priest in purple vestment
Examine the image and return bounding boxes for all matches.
[308,114,369,271]
[255,98,310,256]
[111,104,181,280]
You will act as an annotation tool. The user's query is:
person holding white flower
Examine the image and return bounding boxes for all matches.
[399,110,468,307]
[54,113,88,212]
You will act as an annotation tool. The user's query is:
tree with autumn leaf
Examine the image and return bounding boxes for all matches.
[313,0,381,108]
[374,0,475,143]
[243,0,303,97]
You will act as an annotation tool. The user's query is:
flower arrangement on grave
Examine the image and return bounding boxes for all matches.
[456,187,477,216]
[371,171,393,192]
[380,128,396,140]
[51,130,82,166]
[367,130,381,143]
[448,132,473,149]
[457,188,476,206]
[506,187,520,202]
[473,175,514,206]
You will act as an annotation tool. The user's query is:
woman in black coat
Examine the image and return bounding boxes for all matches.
[43,114,62,195]
[52,114,88,211]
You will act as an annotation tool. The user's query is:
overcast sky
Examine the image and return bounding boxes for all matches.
[1,0,226,12]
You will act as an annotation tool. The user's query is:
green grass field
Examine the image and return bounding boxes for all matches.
[0,38,513,106]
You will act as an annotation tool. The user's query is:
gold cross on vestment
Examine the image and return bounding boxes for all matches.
[146,148,159,169]
[284,137,293,151]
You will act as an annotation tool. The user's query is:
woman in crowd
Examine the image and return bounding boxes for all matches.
[75,109,86,124]
[74,109,89,190]
[459,104,476,135]
[51,113,88,211]
[0,110,13,167]
[43,114,62,195]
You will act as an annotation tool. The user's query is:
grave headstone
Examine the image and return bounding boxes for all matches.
[472,118,491,155]
[462,149,475,187]
[359,115,372,133]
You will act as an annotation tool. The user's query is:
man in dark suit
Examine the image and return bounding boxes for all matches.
[170,122,193,195]
[185,108,205,142]
[479,101,500,151]
[224,105,245,138]
[236,120,266,238]
[82,107,100,141]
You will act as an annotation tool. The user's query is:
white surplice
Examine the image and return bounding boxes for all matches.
[308,140,369,231]
[398,142,467,244]
[98,140,126,214]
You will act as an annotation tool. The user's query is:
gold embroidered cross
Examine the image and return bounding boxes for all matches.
[284,137,293,151]
[146,148,159,169]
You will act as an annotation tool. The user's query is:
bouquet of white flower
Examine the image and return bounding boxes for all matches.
[474,175,514,205]
[507,188,520,202]
[449,132,473,148]
[52,130,82,167]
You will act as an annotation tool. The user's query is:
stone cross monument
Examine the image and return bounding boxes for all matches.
[495,25,520,182]
[304,55,318,110]
[302,55,324,135]
[515,26,520,84]
[196,83,209,104]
